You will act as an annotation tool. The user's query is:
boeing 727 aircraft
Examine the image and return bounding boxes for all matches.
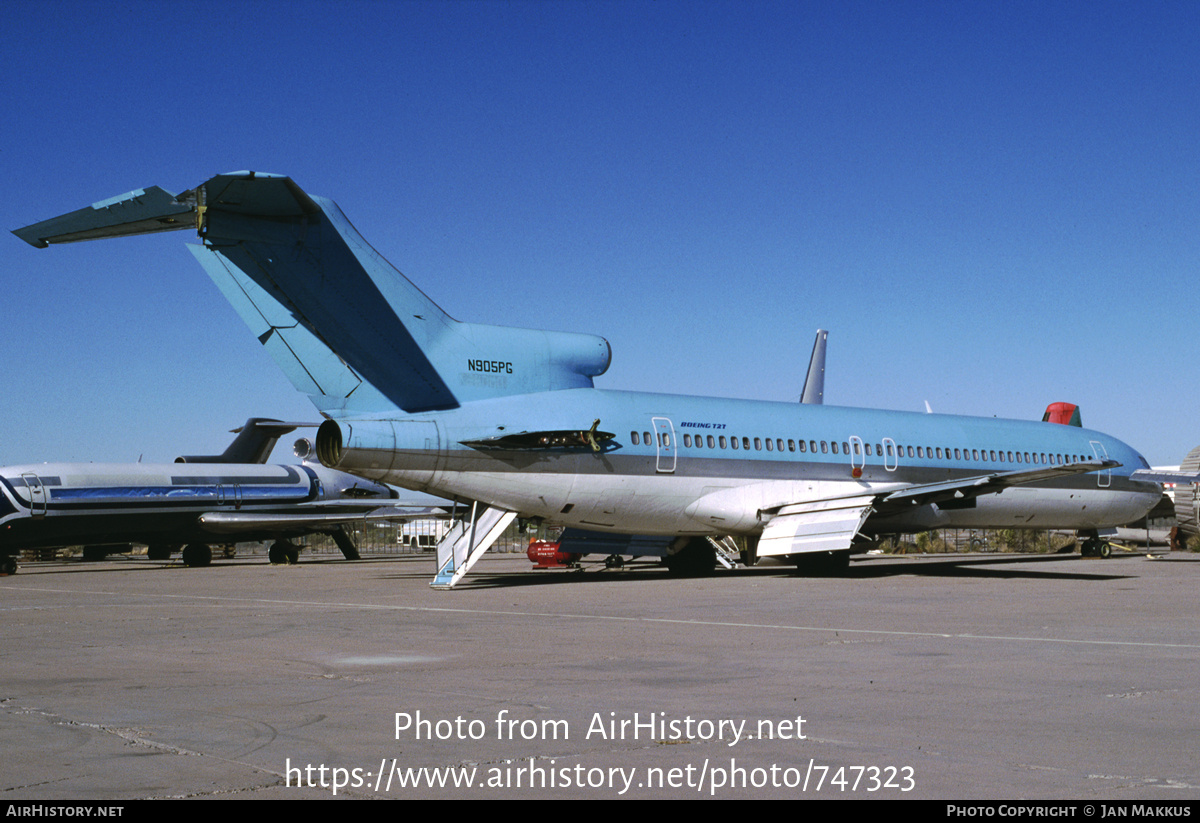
[14,172,1168,587]
[0,417,403,572]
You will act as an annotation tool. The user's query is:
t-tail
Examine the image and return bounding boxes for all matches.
[174,418,309,464]
[14,172,611,417]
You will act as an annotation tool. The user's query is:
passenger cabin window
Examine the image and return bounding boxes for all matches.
[631,431,639,445]
[707,435,715,448]
[720,436,727,449]
[731,437,739,450]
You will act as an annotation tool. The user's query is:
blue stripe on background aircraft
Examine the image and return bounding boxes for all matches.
[0,417,415,572]
[13,172,1176,587]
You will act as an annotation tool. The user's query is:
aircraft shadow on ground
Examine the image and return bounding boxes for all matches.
[4,552,1138,586]
[447,553,1135,590]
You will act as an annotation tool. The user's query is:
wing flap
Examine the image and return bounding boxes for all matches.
[753,460,1119,557]
[757,495,875,557]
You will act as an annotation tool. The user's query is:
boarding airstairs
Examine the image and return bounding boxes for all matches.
[431,503,517,589]
[708,535,741,569]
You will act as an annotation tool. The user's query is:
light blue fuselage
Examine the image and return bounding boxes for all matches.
[328,388,1158,537]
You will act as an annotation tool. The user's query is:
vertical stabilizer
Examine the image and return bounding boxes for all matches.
[15,172,613,416]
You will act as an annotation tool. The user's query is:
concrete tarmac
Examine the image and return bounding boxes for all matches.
[2,549,1199,800]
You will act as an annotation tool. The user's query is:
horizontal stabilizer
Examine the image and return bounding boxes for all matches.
[13,186,192,247]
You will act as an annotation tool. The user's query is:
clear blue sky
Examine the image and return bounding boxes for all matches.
[3,0,1198,466]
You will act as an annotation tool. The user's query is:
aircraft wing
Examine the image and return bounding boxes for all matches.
[873,459,1119,515]
[756,460,1119,557]
[1130,469,1200,485]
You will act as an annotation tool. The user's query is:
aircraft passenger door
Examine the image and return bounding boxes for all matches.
[20,473,47,519]
[848,436,866,475]
[1089,441,1111,488]
[652,417,676,474]
[882,437,899,472]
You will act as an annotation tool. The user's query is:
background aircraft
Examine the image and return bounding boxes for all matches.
[15,173,1171,587]
[0,417,409,572]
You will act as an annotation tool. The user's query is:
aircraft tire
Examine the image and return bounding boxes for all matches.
[0,555,17,575]
[269,541,300,565]
[146,544,173,561]
[82,545,109,561]
[664,538,716,577]
[182,544,212,568]
[1098,542,1112,559]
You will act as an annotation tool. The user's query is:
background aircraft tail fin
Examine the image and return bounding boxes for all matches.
[800,329,827,404]
[1042,402,1082,426]
[175,418,313,464]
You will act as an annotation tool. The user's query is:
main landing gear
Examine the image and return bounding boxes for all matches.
[664,537,717,576]
[181,544,212,567]
[1079,532,1113,558]
[268,540,301,565]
